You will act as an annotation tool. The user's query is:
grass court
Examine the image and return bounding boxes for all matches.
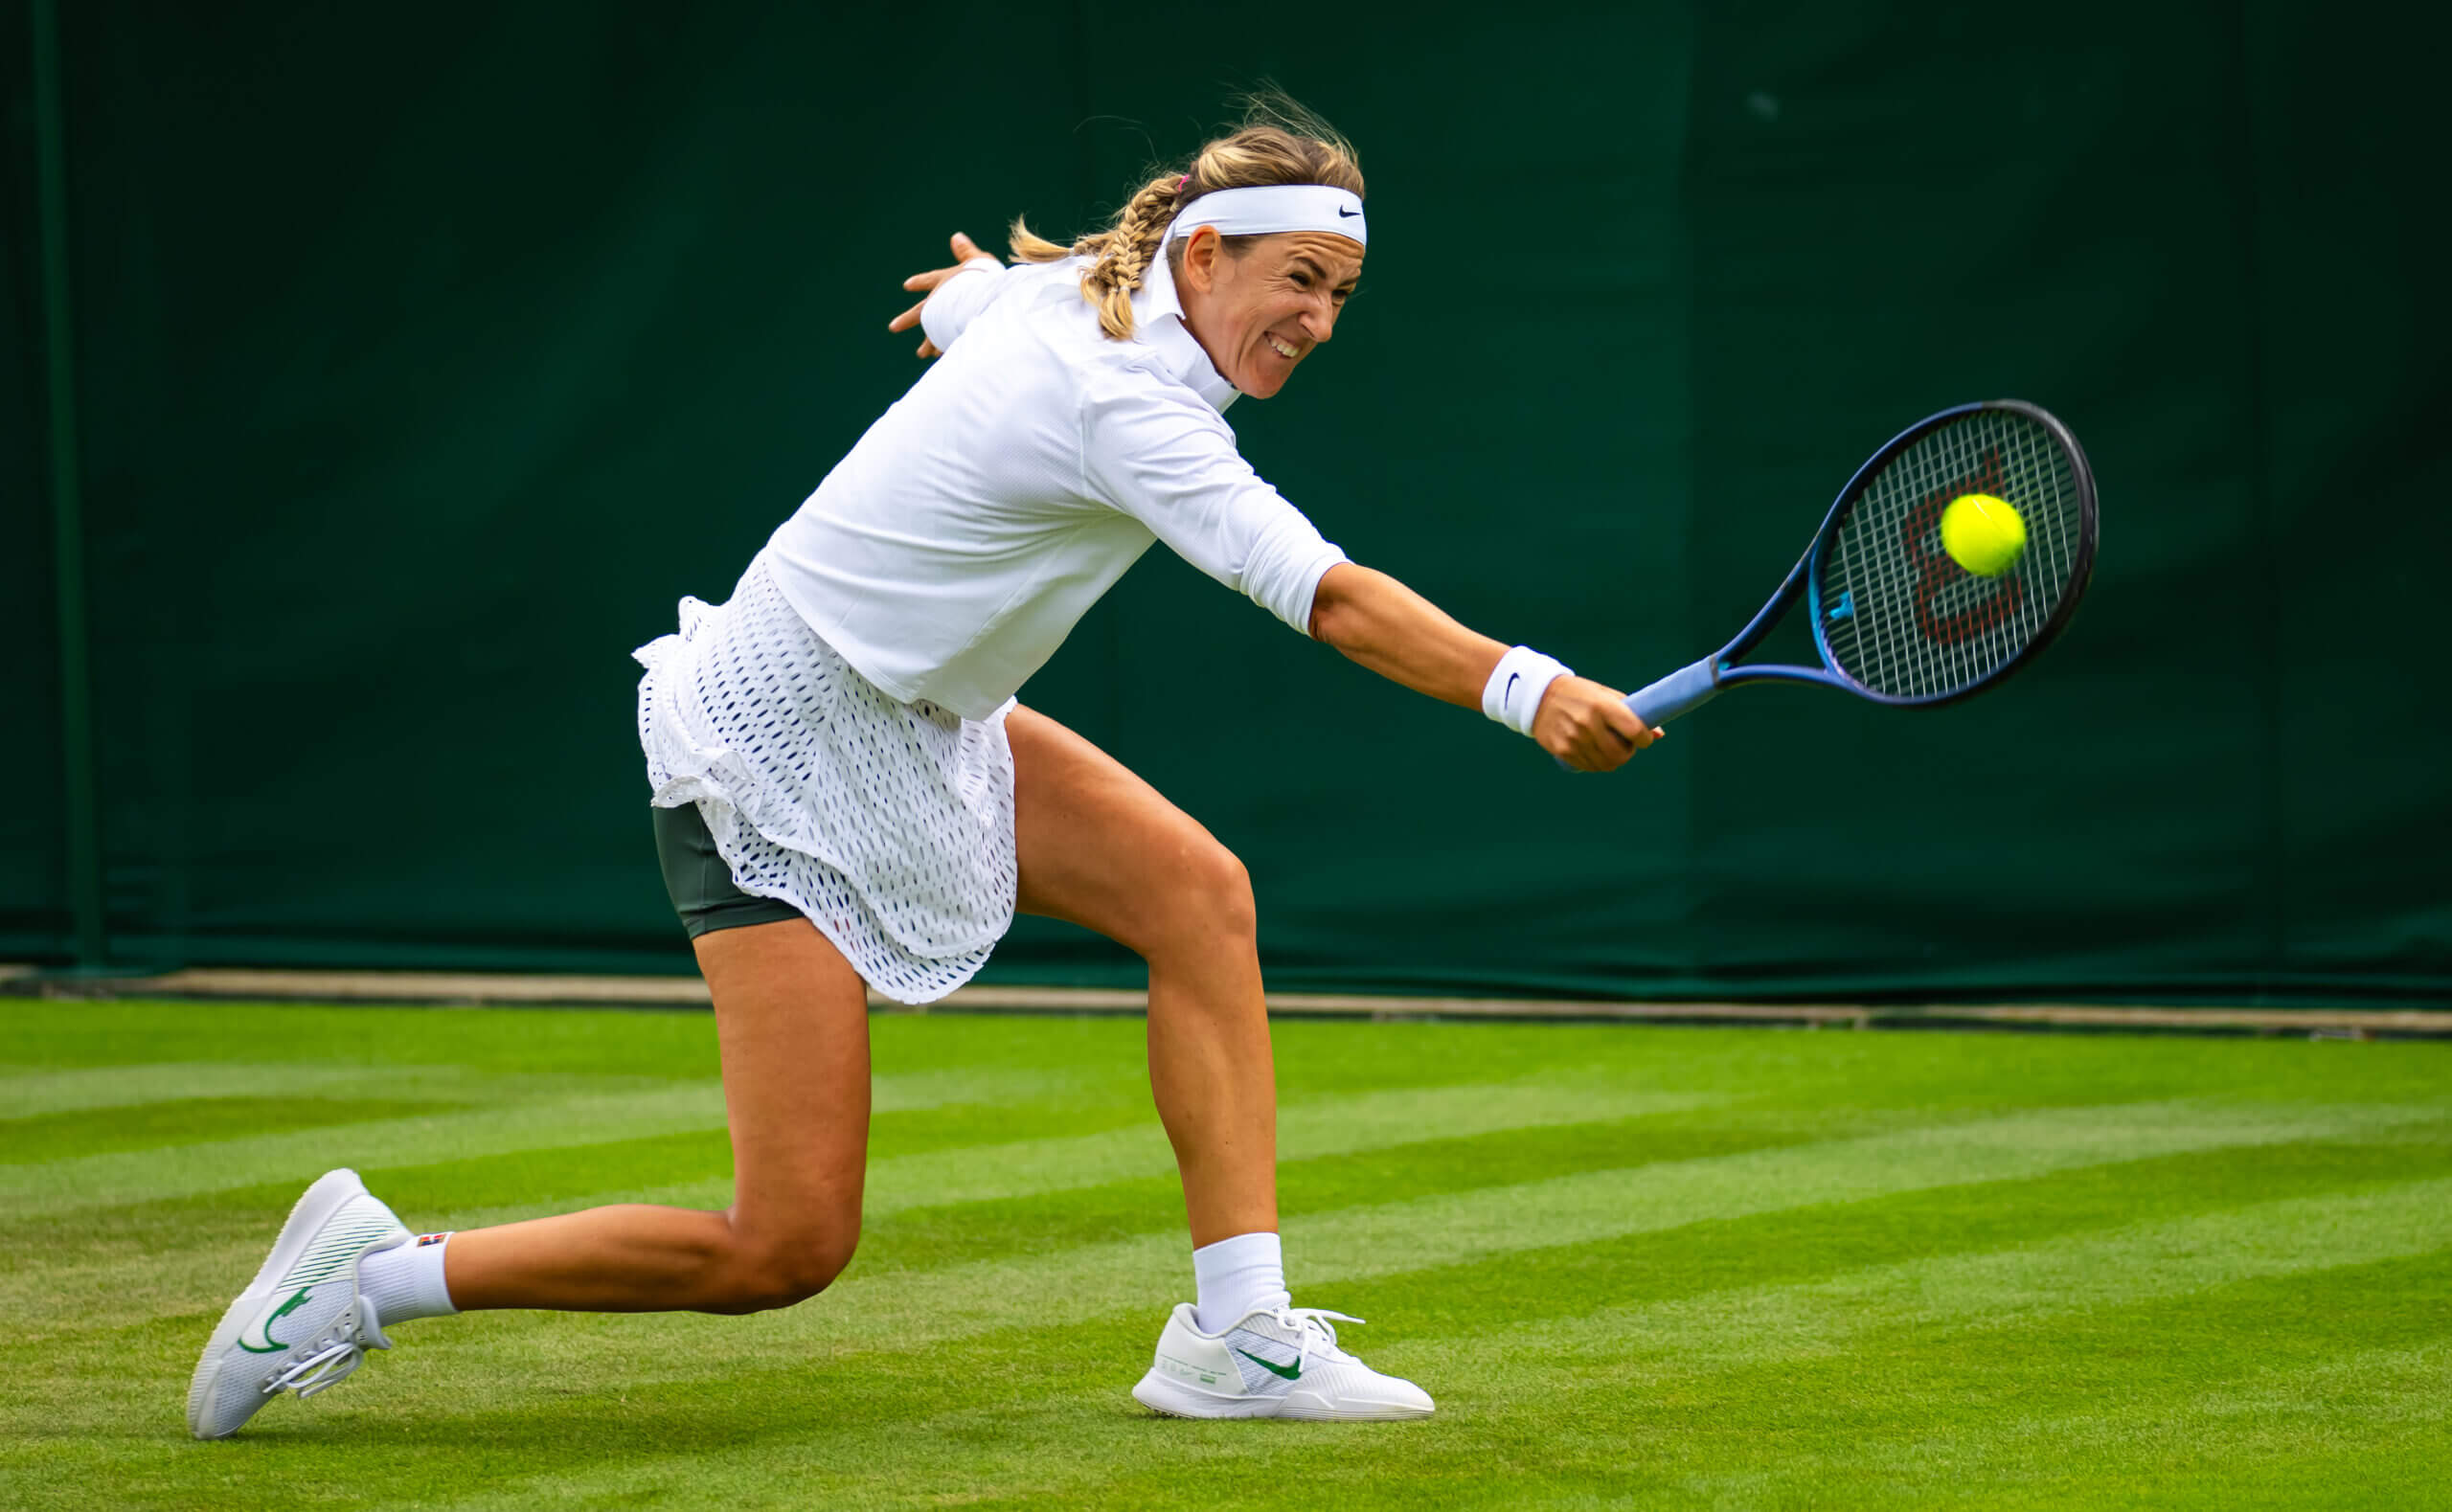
[3,998,2447,1509]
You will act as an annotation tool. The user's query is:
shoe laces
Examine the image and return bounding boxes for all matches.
[1263,1304,1365,1371]
[261,1296,392,1400]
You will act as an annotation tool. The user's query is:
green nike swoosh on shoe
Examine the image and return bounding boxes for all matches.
[1235,1347,1302,1381]
[238,1287,314,1354]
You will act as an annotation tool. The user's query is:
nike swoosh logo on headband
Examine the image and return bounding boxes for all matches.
[1337,207,1360,217]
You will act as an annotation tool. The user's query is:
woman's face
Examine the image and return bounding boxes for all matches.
[1177,229,1363,399]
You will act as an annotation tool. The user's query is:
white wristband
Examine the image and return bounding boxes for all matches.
[1482,645,1572,737]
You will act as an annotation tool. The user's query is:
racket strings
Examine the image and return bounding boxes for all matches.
[1819,411,2081,700]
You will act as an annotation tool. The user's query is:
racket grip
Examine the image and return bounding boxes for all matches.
[1625,657,1722,726]
[1552,657,1721,770]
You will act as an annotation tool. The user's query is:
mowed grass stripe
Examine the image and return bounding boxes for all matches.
[0,1127,738,1275]
[850,1123,2452,1290]
[0,1066,1075,1215]
[0,1096,473,1164]
[0,1086,1721,1336]
[6,1084,1174,1245]
[0,1001,732,1078]
[1878,1339,2450,1508]
[1372,1133,2452,1338]
[412,1082,1724,1235]
[0,1062,688,1119]
[870,1081,1720,1216]
[849,1108,1820,1282]
[14,1003,2452,1103]
[405,1099,2434,1388]
[1662,1340,2452,1512]
[1283,1100,2442,1289]
[1451,1174,2452,1383]
[0,1086,727,1213]
[347,1184,2452,1512]
[1487,1251,2452,1512]
[0,1064,420,1117]
[9,1003,1697,1086]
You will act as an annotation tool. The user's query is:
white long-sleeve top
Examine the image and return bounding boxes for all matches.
[761,251,1349,721]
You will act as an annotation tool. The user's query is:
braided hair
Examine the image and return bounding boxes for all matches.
[1009,95,1364,342]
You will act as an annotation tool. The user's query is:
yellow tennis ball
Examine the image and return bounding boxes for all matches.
[1940,492,2028,576]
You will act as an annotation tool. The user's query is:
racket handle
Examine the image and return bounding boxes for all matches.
[1625,656,1722,726]
[1553,657,1721,770]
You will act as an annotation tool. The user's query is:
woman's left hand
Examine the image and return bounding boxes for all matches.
[887,232,993,358]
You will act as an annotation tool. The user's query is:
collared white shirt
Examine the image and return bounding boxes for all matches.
[761,252,1348,721]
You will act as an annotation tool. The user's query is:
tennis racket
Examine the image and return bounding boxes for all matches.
[1608,398,2097,736]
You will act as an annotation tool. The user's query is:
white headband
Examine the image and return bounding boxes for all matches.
[1164,184,1367,248]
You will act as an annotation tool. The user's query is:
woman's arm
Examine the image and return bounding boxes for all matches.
[1306,562,1661,772]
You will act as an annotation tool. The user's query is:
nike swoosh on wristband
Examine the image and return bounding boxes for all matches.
[1236,1347,1303,1381]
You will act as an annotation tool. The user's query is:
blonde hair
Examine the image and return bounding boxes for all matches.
[1009,93,1365,342]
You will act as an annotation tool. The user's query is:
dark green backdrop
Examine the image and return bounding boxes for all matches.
[9,2,2446,1002]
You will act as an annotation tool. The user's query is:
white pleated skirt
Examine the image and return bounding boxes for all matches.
[632,552,1017,1004]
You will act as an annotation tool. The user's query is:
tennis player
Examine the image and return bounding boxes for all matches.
[187,99,1660,1438]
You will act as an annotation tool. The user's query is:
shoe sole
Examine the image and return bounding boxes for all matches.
[186,1168,368,1439]
[1275,1389,1435,1422]
[1131,1368,1280,1419]
[1131,1368,1432,1422]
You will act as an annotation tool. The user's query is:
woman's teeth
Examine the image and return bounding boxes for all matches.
[1265,334,1298,359]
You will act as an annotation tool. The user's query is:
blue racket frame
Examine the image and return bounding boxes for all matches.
[1619,398,2098,729]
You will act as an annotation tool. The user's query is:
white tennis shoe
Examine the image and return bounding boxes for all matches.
[1131,1298,1435,1421]
[187,1168,411,1439]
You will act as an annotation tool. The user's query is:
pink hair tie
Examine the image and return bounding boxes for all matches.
[1177,175,1190,190]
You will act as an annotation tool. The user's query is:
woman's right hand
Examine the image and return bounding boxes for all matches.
[887,232,994,358]
[1534,677,1663,772]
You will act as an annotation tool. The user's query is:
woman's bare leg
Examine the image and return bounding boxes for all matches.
[442,916,872,1314]
[1008,706,1277,1246]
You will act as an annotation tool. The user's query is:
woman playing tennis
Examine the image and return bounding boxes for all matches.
[188,99,1660,1437]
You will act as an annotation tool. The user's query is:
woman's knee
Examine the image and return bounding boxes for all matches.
[1147,838,1256,956]
[704,1224,860,1316]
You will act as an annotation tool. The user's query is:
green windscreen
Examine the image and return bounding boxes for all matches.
[7,3,2446,1004]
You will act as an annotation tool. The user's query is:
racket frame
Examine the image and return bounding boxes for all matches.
[1623,398,2097,728]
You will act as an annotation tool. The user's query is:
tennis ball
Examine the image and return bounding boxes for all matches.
[1940,492,2028,576]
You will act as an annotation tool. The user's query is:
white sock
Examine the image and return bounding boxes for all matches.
[1192,1230,1286,1334]
[357,1232,460,1326]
